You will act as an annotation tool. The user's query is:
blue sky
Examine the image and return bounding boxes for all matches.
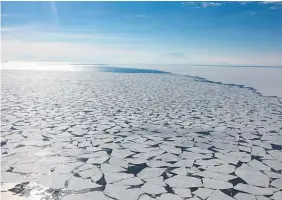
[1,1,282,66]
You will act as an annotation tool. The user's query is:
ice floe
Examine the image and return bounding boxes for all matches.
[2,70,282,200]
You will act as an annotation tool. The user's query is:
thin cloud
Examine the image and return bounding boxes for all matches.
[50,32,124,40]
[165,52,187,58]
[260,1,282,9]
[1,13,11,17]
[0,13,23,18]
[239,2,248,5]
[1,27,14,32]
[269,4,282,10]
[50,1,60,25]
[244,11,256,16]
[181,2,225,8]
[260,1,278,4]
[64,28,95,33]
[2,39,282,66]
[1,39,165,64]
[1,24,124,41]
[200,2,225,8]
[180,2,196,7]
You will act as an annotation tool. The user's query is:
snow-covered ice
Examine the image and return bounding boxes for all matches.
[1,68,282,200]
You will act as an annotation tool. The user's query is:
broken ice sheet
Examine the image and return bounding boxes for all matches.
[159,144,182,155]
[104,172,134,184]
[67,177,101,190]
[202,178,233,189]
[207,190,235,200]
[173,188,192,198]
[194,170,237,181]
[62,191,112,200]
[78,165,102,179]
[144,176,166,186]
[104,184,143,200]
[2,69,282,200]
[247,159,271,171]
[37,173,71,189]
[101,163,126,173]
[165,175,202,188]
[137,167,166,179]
[234,192,256,200]
[235,164,269,187]
[171,167,187,175]
[111,149,134,159]
[141,182,166,195]
[234,183,274,195]
[199,164,235,174]
[193,188,214,199]
[157,193,183,200]
[115,177,143,186]
[86,155,109,164]
[270,178,282,190]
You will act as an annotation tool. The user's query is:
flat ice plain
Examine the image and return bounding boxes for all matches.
[1,62,282,200]
[123,64,282,99]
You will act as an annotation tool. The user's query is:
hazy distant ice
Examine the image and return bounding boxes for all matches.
[171,66,282,98]
[126,64,282,98]
[2,62,282,98]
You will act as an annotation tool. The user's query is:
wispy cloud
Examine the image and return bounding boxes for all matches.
[63,28,97,33]
[1,27,14,32]
[1,24,124,41]
[260,1,282,9]
[3,38,282,66]
[269,3,282,10]
[1,39,175,64]
[1,13,11,17]
[239,2,248,5]
[244,11,256,16]
[180,2,195,7]
[51,32,124,40]
[260,1,278,4]
[181,2,225,8]
[50,1,60,25]
[0,13,22,18]
[165,52,187,58]
[200,2,225,8]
